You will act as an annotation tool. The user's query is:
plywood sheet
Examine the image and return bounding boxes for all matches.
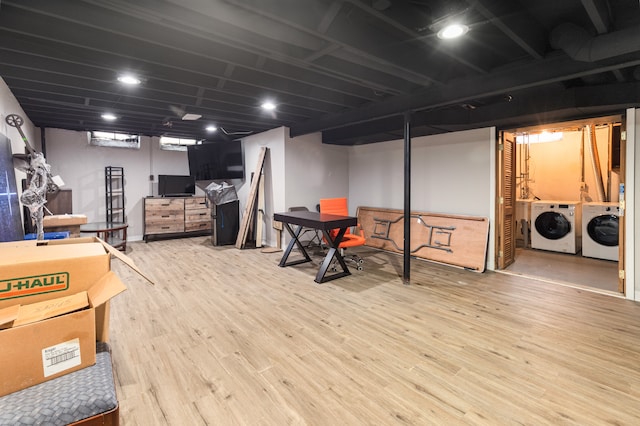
[357,207,489,272]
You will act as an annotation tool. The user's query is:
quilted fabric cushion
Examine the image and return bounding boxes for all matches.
[0,343,117,426]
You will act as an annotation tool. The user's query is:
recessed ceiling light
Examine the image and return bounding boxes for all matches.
[437,23,469,39]
[101,113,117,121]
[261,101,276,111]
[206,125,217,132]
[182,113,202,121]
[117,74,141,85]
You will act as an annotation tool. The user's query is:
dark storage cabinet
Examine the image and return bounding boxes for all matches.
[211,200,239,246]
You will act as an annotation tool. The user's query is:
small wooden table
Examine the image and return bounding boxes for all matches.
[80,221,128,251]
[273,211,357,283]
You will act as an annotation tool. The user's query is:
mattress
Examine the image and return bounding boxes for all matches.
[0,342,118,426]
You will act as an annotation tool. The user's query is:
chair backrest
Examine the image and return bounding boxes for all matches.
[288,206,310,212]
[319,197,350,237]
[319,197,348,215]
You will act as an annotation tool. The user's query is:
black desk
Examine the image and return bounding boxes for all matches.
[274,211,357,283]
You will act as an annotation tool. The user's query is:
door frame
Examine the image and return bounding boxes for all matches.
[495,114,632,298]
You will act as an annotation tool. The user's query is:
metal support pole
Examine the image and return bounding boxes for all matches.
[403,111,411,285]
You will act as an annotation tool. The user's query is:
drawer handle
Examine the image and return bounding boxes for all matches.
[162,226,170,229]
[162,215,170,218]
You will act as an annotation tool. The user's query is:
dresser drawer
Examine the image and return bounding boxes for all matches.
[185,197,208,209]
[146,223,185,234]
[145,212,185,225]
[145,198,184,210]
[185,221,211,232]
[185,208,209,222]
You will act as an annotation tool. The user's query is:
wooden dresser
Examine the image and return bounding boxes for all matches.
[143,196,211,242]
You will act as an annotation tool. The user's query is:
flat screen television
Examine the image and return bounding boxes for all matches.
[158,174,195,197]
[188,141,244,181]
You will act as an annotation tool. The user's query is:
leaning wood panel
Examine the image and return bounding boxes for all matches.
[235,147,268,249]
[357,206,489,272]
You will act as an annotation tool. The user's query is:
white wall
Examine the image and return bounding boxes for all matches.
[349,128,493,215]
[239,127,286,248]
[45,129,190,240]
[285,131,349,212]
[238,127,349,248]
[0,77,39,230]
[348,127,496,269]
[0,78,39,155]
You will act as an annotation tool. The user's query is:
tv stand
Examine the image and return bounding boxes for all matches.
[143,196,210,242]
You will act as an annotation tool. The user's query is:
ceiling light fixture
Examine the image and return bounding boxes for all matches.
[117,74,141,85]
[101,113,117,121]
[437,23,469,39]
[261,101,276,111]
[205,125,217,132]
[181,113,202,121]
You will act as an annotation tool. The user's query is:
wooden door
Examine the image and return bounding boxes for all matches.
[496,131,516,269]
[618,119,627,293]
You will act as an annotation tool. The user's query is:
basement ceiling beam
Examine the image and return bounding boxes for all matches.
[290,52,640,137]
[466,0,546,59]
[322,82,640,145]
[347,0,488,74]
[581,0,612,34]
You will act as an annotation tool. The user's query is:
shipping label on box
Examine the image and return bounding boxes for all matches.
[42,338,83,377]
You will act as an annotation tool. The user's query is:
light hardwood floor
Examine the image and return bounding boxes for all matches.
[110,237,640,425]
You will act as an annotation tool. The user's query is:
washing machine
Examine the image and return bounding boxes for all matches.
[582,202,619,261]
[531,201,582,254]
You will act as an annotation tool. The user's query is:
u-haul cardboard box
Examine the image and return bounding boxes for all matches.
[0,237,151,397]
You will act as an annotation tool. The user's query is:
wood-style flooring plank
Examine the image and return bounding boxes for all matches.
[109,238,640,425]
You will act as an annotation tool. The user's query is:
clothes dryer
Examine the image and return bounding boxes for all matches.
[582,202,619,261]
[531,201,582,254]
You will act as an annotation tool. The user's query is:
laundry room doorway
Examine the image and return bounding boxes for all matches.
[496,115,625,295]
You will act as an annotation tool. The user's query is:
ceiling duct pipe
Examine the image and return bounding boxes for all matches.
[550,22,640,62]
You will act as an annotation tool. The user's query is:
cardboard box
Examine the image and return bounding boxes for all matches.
[42,214,88,237]
[42,214,88,227]
[0,301,97,397]
[0,237,150,397]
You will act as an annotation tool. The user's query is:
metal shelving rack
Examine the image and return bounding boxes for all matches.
[105,166,125,222]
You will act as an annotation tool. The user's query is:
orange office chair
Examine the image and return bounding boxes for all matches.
[319,197,366,270]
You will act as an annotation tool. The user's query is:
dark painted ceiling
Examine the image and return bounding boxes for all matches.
[1,0,640,145]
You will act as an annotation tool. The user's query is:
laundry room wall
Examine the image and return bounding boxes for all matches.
[517,126,618,203]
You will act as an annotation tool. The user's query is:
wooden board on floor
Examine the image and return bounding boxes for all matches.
[357,206,489,272]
